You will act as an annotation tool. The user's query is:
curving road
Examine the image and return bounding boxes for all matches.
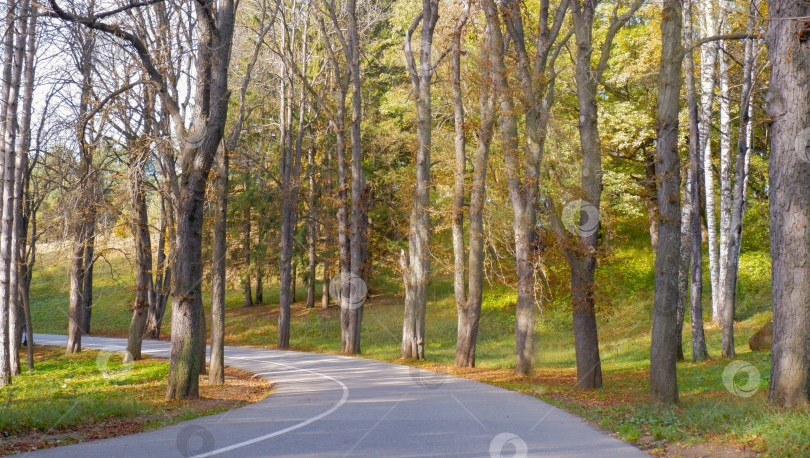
[29,334,646,457]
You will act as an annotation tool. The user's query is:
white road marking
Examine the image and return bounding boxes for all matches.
[35,335,350,458]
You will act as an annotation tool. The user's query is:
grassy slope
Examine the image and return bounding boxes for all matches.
[27,222,809,455]
[1,347,170,436]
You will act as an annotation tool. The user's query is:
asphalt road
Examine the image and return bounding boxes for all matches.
[28,334,646,457]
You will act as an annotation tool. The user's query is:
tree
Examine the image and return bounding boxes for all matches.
[566,0,644,388]
[210,3,268,383]
[481,0,568,376]
[451,0,493,369]
[401,0,439,360]
[696,0,721,326]
[124,86,156,363]
[650,0,683,404]
[15,2,38,372]
[684,0,709,362]
[49,0,238,399]
[766,0,810,410]
[210,144,228,384]
[306,144,318,309]
[720,0,756,359]
[65,17,97,356]
[0,0,31,383]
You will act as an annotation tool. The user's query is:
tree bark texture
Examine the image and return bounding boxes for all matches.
[125,136,155,362]
[401,0,439,360]
[766,0,810,410]
[209,145,227,385]
[685,0,709,363]
[698,0,721,324]
[650,0,682,404]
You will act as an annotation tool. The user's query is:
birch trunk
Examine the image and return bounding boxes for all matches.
[16,4,36,371]
[0,0,29,380]
[685,6,709,361]
[718,37,733,354]
[721,4,756,359]
[698,0,720,323]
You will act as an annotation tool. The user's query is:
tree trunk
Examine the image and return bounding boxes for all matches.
[66,220,85,354]
[279,41,306,347]
[721,4,756,359]
[676,22,693,359]
[255,268,263,304]
[306,146,317,309]
[18,8,35,367]
[254,226,265,304]
[644,151,659,252]
[453,1,488,370]
[292,259,297,303]
[684,9,710,362]
[718,37,733,355]
[650,0,682,404]
[0,0,30,382]
[242,203,253,307]
[166,172,207,400]
[19,136,34,371]
[676,173,690,362]
[208,145,226,385]
[0,0,15,385]
[343,0,366,355]
[335,75,351,352]
[766,0,810,410]
[401,0,439,360]
[321,260,330,309]
[65,20,95,355]
[698,0,720,324]
[570,0,605,388]
[5,0,31,377]
[125,142,155,362]
[481,0,532,375]
[145,194,171,339]
[451,1,469,359]
[80,204,95,333]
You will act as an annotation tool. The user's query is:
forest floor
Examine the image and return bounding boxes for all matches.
[26,220,810,456]
[0,346,271,455]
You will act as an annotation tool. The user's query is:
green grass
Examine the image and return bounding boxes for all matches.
[0,346,168,435]
[25,220,809,455]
